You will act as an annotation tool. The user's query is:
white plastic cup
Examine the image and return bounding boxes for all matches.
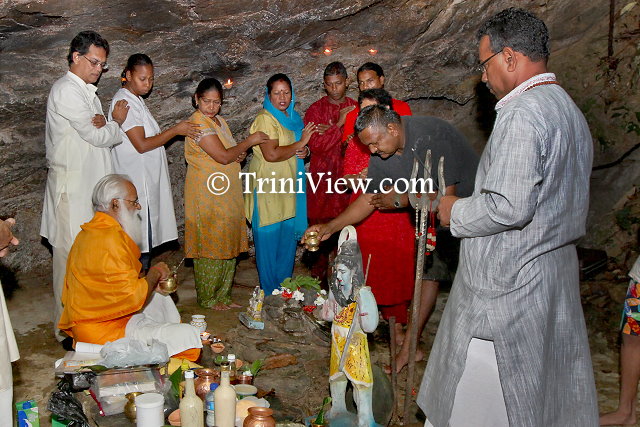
[135,393,164,427]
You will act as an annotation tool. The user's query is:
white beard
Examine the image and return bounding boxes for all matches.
[118,208,143,248]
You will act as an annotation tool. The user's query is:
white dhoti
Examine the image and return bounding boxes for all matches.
[126,293,202,356]
[425,338,508,427]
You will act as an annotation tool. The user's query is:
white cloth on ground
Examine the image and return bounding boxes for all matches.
[125,292,201,356]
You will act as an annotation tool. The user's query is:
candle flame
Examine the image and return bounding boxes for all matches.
[323,48,332,55]
[368,48,378,55]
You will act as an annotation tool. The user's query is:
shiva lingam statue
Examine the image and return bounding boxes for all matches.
[318,225,379,427]
[157,257,185,294]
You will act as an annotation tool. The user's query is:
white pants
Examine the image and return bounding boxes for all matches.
[425,338,508,427]
[52,194,73,342]
[125,293,201,356]
[0,386,12,427]
[52,244,70,342]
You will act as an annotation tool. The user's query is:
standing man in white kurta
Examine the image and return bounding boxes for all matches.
[41,31,129,343]
[419,8,598,427]
[109,54,200,270]
[0,217,19,427]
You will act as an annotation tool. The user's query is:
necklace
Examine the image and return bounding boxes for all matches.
[523,81,558,92]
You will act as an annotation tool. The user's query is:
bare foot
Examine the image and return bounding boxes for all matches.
[394,322,405,346]
[384,348,425,374]
[212,303,231,311]
[599,410,636,426]
[228,302,242,308]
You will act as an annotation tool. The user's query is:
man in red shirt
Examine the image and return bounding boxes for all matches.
[342,62,412,148]
[304,62,358,285]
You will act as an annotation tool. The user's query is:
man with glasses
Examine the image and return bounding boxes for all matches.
[418,8,598,427]
[41,30,129,348]
[58,174,202,360]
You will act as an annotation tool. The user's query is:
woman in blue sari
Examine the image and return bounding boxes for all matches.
[245,74,317,294]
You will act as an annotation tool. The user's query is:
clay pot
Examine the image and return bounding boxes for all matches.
[124,392,144,422]
[242,407,276,427]
[194,368,219,400]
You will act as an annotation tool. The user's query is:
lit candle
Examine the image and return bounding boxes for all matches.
[223,79,233,89]
[323,48,332,56]
[368,48,378,56]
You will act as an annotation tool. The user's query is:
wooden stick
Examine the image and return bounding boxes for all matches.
[364,254,372,285]
[403,202,429,422]
[389,316,398,422]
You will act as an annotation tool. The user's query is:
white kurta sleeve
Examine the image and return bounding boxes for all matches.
[450,109,544,238]
[52,82,121,149]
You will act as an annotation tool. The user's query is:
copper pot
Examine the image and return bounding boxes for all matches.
[194,368,219,400]
[243,407,275,427]
[236,373,254,385]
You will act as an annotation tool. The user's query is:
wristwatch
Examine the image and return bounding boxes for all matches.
[393,193,402,208]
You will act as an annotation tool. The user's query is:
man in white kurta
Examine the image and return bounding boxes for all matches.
[40,31,129,342]
[419,8,598,427]
[0,217,19,427]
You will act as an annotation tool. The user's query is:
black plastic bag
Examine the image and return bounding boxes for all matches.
[47,377,91,427]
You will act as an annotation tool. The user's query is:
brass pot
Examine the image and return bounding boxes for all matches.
[243,407,275,427]
[194,368,219,400]
[305,231,320,252]
[124,392,144,422]
[157,276,177,293]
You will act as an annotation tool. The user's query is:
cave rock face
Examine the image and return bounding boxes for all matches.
[0,0,628,270]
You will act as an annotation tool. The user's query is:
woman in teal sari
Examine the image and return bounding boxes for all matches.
[245,74,317,294]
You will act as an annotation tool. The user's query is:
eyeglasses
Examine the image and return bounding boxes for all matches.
[118,198,141,208]
[475,50,502,74]
[82,55,108,70]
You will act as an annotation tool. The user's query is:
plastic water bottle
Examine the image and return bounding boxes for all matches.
[205,383,218,427]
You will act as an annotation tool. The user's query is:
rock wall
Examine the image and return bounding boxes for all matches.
[1,0,636,272]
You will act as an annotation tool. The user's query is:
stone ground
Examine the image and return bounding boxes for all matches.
[3,250,632,426]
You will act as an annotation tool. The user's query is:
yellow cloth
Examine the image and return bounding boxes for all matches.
[244,109,298,227]
[329,302,373,387]
[58,212,148,344]
[184,111,248,259]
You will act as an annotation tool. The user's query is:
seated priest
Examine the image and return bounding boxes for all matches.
[58,174,202,361]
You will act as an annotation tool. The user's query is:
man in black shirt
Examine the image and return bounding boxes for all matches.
[305,105,478,371]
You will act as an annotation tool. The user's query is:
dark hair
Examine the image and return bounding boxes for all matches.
[266,73,292,94]
[121,53,153,87]
[67,31,110,65]
[358,89,393,109]
[192,78,224,109]
[477,8,550,62]
[356,62,384,78]
[354,104,400,134]
[323,61,347,79]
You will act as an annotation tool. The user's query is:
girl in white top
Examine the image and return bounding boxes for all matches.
[109,54,201,269]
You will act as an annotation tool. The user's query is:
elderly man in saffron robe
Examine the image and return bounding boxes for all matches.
[304,61,358,284]
[421,8,598,427]
[58,174,202,361]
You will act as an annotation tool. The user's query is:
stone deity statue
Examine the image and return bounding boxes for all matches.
[320,226,379,427]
